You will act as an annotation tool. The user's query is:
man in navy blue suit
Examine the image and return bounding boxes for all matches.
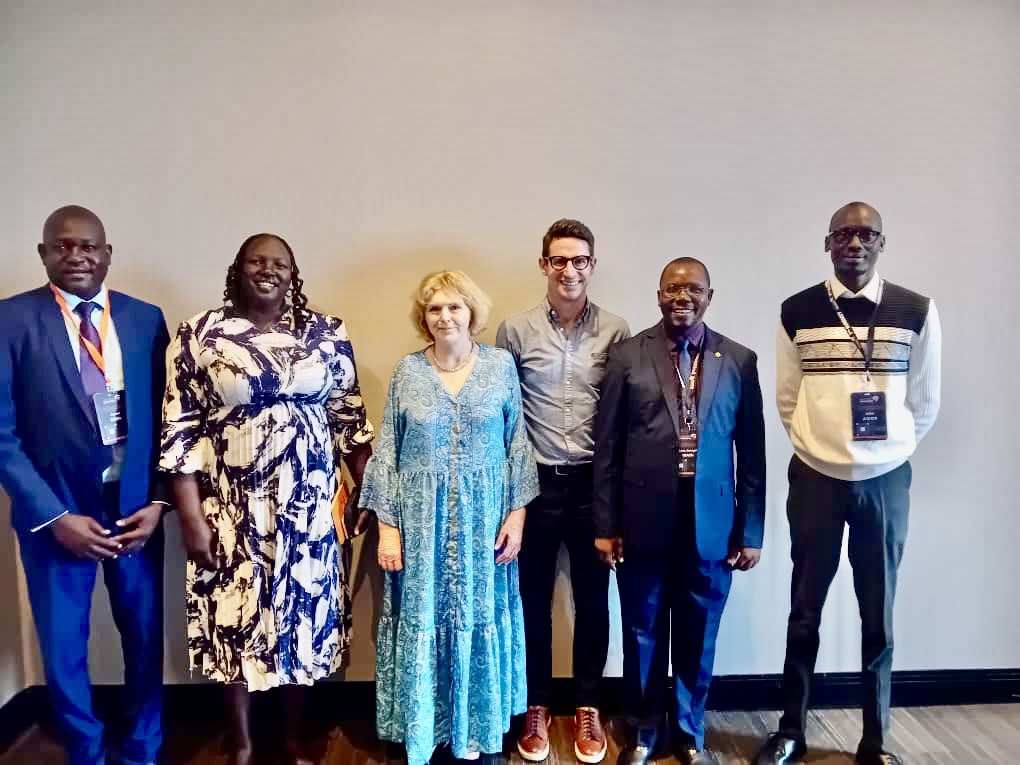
[593,257,766,765]
[0,205,169,765]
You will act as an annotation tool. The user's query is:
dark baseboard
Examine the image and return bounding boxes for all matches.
[3,669,1019,754]
[706,668,1020,712]
[0,686,46,754]
[555,669,1020,716]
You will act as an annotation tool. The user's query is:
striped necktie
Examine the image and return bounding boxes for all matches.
[74,301,107,396]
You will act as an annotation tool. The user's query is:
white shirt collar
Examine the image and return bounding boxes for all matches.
[827,272,882,303]
[51,282,109,312]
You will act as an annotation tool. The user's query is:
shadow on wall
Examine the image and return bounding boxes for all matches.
[0,493,29,704]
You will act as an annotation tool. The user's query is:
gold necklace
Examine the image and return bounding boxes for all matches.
[430,341,477,373]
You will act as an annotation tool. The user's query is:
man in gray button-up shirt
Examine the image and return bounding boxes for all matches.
[497,219,629,764]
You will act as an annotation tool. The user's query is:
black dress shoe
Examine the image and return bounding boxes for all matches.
[617,745,654,765]
[856,749,902,765]
[754,733,806,764]
[676,747,721,765]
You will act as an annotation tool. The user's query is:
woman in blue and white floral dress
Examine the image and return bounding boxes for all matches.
[160,233,374,765]
[360,270,539,764]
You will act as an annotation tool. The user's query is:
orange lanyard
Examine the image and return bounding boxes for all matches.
[50,284,111,377]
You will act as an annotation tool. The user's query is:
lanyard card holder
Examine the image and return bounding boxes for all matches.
[827,280,889,442]
[93,389,128,445]
[678,429,698,476]
[850,391,888,441]
[675,350,701,477]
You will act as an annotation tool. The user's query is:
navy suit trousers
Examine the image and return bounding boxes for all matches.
[617,479,732,751]
[17,485,163,765]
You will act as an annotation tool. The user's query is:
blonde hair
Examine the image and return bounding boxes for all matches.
[412,270,492,342]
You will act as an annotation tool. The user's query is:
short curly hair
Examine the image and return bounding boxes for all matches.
[412,270,492,342]
[541,218,595,260]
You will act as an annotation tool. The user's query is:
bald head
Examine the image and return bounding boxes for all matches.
[38,205,112,299]
[829,201,882,233]
[42,205,106,242]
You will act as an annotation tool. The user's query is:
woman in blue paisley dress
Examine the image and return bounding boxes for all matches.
[160,234,374,765]
[360,270,539,764]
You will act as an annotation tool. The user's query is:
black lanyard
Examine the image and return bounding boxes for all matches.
[673,350,701,427]
[825,279,884,382]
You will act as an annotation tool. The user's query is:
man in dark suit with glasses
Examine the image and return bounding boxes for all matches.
[594,257,766,765]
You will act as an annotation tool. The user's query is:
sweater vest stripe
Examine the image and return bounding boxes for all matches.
[781,282,930,377]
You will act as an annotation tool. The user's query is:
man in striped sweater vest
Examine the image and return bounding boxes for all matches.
[755,202,941,765]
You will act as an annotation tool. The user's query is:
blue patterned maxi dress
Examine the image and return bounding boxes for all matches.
[160,307,374,690]
[361,345,539,764]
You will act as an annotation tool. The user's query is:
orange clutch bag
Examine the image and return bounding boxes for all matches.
[331,482,351,544]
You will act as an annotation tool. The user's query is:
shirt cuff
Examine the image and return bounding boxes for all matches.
[30,510,69,533]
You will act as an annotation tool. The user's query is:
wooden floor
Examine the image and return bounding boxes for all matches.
[4,706,1018,764]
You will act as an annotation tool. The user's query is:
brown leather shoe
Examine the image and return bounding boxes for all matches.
[518,705,552,761]
[574,706,608,763]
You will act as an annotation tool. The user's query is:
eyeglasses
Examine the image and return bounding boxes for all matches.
[661,283,707,298]
[543,255,593,271]
[828,227,882,246]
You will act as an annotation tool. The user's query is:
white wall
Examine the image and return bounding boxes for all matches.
[1,0,1018,687]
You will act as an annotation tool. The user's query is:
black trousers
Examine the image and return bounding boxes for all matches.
[779,456,911,755]
[519,463,609,708]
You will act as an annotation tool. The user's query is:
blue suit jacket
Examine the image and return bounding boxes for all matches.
[593,322,766,561]
[0,285,170,534]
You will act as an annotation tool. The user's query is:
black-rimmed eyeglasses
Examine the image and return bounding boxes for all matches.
[543,255,593,271]
[828,227,882,246]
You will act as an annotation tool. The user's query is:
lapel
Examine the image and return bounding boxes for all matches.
[643,323,681,438]
[110,291,139,414]
[696,326,723,423]
[38,287,96,427]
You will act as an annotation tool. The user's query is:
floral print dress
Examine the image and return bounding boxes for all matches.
[361,345,539,764]
[160,307,374,690]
